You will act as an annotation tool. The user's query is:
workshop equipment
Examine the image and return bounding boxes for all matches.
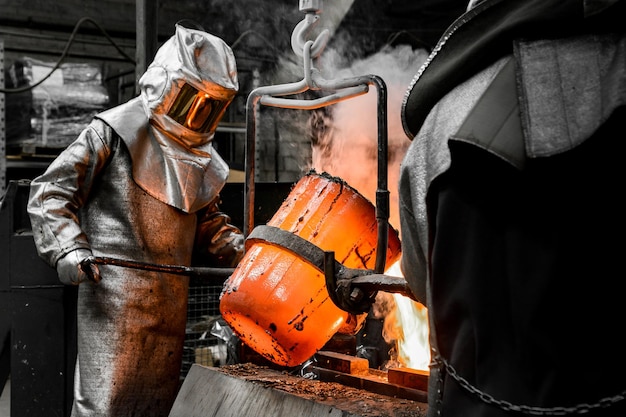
[220,171,403,367]
[219,0,418,369]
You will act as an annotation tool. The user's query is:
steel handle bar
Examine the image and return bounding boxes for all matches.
[81,256,235,278]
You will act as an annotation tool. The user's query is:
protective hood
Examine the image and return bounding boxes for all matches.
[98,25,238,213]
[139,24,239,147]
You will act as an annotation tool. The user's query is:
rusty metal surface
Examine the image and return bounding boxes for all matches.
[387,368,429,392]
[311,366,428,404]
[315,350,370,375]
[170,363,428,417]
[311,351,429,403]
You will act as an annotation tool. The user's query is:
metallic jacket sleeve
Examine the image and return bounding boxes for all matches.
[193,197,244,268]
[27,120,112,267]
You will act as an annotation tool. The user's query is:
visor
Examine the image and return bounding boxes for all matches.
[167,83,231,133]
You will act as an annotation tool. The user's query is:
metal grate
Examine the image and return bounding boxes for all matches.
[182,279,229,377]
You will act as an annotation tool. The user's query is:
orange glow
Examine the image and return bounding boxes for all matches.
[220,172,402,367]
[184,93,213,131]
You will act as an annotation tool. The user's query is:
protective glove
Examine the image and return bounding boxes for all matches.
[56,249,101,285]
[194,198,245,267]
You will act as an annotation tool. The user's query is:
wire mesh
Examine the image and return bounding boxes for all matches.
[182,279,228,377]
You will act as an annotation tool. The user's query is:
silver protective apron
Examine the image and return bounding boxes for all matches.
[27,98,225,416]
[73,131,193,417]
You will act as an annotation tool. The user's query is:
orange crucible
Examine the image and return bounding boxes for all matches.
[219,170,402,367]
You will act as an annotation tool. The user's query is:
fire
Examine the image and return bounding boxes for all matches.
[391,294,430,370]
[379,260,430,371]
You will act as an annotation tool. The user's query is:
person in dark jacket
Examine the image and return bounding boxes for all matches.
[27,24,244,416]
[398,0,626,415]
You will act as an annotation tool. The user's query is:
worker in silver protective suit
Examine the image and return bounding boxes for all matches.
[27,24,244,416]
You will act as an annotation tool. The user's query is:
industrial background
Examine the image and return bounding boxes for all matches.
[1,1,467,416]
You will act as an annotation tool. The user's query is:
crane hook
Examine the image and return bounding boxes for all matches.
[290,1,330,59]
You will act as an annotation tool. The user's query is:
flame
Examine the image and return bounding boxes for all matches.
[380,260,430,371]
[392,294,430,370]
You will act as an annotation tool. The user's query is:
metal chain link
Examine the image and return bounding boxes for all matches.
[435,354,626,415]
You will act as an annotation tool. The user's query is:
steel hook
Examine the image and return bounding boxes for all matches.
[290,12,330,59]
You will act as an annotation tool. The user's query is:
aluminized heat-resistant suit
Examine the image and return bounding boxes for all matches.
[27,25,244,416]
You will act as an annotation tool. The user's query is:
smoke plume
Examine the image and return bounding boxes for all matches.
[308,44,428,231]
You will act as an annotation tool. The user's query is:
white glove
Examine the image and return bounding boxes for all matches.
[56,249,101,285]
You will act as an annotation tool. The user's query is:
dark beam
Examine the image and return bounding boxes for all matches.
[135,0,158,93]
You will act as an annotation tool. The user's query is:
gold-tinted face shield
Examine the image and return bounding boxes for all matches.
[167,83,232,133]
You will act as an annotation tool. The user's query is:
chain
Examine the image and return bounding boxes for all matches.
[434,354,626,415]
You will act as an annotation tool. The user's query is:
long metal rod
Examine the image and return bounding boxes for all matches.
[349,275,417,301]
[82,256,235,278]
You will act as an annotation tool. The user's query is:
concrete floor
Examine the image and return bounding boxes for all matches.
[1,378,9,417]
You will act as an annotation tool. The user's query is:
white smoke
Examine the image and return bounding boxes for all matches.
[309,44,429,231]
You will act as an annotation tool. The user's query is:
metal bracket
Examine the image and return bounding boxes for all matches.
[247,225,416,314]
